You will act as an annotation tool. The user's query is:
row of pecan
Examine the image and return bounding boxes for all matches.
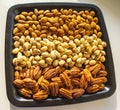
[13,63,107,100]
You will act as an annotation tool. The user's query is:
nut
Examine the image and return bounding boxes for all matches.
[23,78,36,88]
[44,68,58,79]
[33,66,42,80]
[98,83,105,91]
[40,82,49,92]
[13,27,19,35]
[13,79,24,88]
[86,84,99,93]
[97,70,108,77]
[14,71,21,79]
[59,88,73,99]
[88,63,101,72]
[71,78,80,87]
[91,64,101,77]
[91,77,107,85]
[33,90,48,100]
[32,82,39,93]
[38,76,50,92]
[72,88,85,98]
[12,48,19,54]
[69,66,81,77]
[42,66,52,75]
[51,77,62,86]
[83,69,93,82]
[60,72,72,89]
[49,82,59,97]
[79,74,88,89]
[19,88,32,98]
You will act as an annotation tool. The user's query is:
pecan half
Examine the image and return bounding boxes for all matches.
[91,64,101,77]
[40,82,49,92]
[72,88,85,98]
[33,66,42,80]
[88,64,101,73]
[13,79,24,88]
[33,90,48,100]
[100,63,105,70]
[63,70,70,75]
[60,73,72,89]
[83,69,93,82]
[25,69,31,78]
[38,76,50,92]
[42,66,53,75]
[29,67,34,79]
[79,74,88,89]
[32,82,39,93]
[23,78,36,88]
[19,88,32,98]
[38,76,44,84]
[59,88,73,99]
[98,83,105,91]
[14,71,21,79]
[51,77,63,86]
[19,69,26,79]
[71,78,80,88]
[69,66,81,77]
[44,68,58,79]
[49,82,59,97]
[91,77,107,85]
[55,66,66,74]
[97,70,108,77]
[86,84,99,93]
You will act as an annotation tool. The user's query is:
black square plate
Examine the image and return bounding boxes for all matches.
[5,3,116,107]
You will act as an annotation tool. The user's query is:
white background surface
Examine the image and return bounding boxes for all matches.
[0,0,120,110]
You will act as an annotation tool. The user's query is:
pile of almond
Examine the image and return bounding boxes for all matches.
[12,8,108,100]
